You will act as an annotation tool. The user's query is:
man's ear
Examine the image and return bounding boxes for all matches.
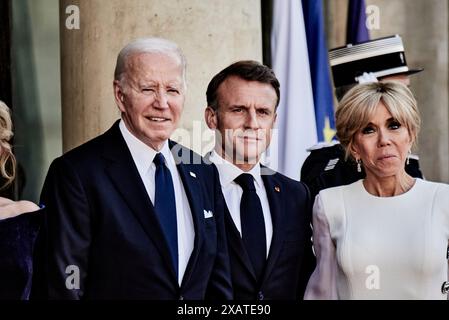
[113,80,126,113]
[205,106,218,129]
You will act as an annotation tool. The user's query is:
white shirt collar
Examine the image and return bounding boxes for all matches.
[119,120,172,172]
[209,150,263,189]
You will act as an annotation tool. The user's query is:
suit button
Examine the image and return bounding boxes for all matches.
[442,282,449,294]
[257,291,264,300]
[179,295,184,300]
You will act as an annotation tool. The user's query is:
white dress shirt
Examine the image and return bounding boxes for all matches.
[209,150,273,257]
[119,120,194,285]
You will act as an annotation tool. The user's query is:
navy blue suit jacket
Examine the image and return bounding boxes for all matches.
[224,167,315,300]
[36,121,232,299]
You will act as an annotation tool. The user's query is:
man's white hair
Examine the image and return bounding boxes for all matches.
[114,37,187,88]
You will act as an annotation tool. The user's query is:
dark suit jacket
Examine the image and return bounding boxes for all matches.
[224,166,315,300]
[35,121,232,300]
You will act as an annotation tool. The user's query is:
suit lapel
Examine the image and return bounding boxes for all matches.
[102,122,177,282]
[209,152,259,281]
[260,171,286,283]
[170,142,204,288]
[224,201,257,280]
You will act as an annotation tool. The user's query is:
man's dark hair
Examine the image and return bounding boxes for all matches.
[206,60,280,111]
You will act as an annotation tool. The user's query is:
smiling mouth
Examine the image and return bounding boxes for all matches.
[148,117,170,122]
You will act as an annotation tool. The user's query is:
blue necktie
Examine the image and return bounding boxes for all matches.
[235,173,266,281]
[153,153,178,276]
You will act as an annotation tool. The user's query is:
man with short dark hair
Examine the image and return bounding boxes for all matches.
[205,60,315,300]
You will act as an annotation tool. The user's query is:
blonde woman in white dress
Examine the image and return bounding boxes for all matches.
[305,82,449,300]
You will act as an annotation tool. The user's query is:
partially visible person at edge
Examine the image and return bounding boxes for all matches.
[204,60,315,300]
[305,81,449,299]
[301,35,424,200]
[34,37,232,300]
[0,100,41,300]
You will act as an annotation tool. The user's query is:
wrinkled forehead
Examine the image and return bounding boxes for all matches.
[218,76,277,103]
[126,52,182,72]
[123,52,185,86]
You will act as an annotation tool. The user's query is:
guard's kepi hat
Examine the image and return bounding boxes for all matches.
[329,35,423,87]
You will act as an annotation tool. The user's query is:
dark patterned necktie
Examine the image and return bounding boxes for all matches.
[234,173,266,280]
[153,152,178,277]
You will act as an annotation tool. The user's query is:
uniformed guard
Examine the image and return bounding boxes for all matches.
[301,35,424,199]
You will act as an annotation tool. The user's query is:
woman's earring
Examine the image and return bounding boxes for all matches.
[407,150,411,165]
[357,159,362,173]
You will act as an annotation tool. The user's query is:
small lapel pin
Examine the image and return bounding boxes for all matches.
[203,209,213,218]
[274,186,280,193]
[189,171,197,178]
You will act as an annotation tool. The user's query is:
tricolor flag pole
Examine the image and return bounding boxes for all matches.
[347,0,370,44]
[302,0,336,144]
[265,0,317,181]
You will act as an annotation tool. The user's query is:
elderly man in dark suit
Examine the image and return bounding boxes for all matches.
[36,38,232,300]
[204,60,315,300]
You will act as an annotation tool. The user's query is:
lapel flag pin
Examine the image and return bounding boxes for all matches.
[275,186,280,192]
[203,210,213,218]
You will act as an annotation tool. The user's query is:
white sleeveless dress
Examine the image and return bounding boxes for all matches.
[305,179,449,300]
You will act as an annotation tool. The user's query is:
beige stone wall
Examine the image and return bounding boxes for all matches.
[325,0,449,183]
[324,0,349,48]
[59,0,262,153]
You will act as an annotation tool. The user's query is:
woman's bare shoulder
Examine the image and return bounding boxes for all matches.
[0,197,40,220]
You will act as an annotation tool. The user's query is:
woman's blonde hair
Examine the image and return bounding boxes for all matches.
[335,81,421,161]
[0,100,16,189]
